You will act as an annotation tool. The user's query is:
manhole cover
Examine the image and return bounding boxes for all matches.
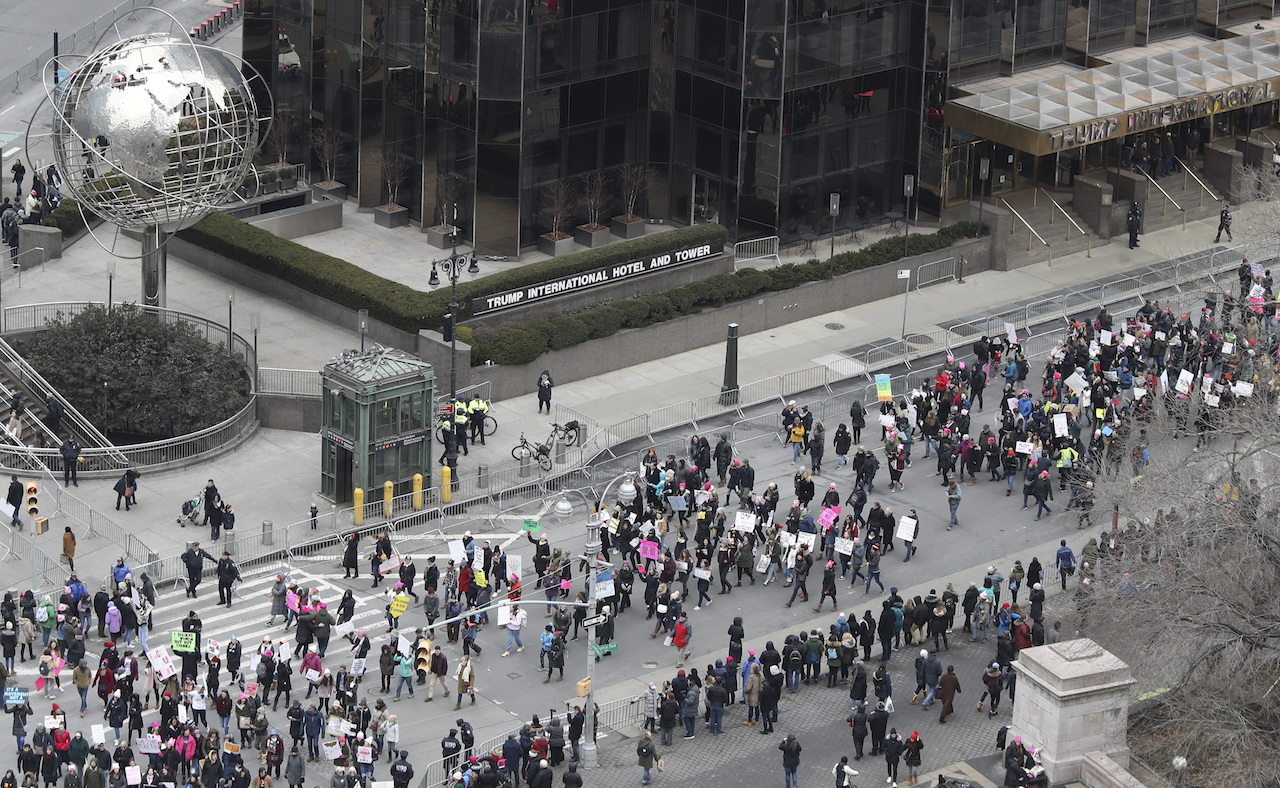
[825,323,845,331]
[506,673,522,679]
[904,333,934,345]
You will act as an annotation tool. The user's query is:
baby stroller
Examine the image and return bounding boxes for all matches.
[178,490,204,526]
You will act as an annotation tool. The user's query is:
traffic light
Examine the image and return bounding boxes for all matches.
[25,481,37,517]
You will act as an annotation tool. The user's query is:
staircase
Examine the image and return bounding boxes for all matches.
[1130,161,1223,235]
[1000,190,1106,267]
[0,338,115,456]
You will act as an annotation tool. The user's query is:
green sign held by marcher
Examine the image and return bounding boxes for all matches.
[171,632,196,652]
[523,518,540,533]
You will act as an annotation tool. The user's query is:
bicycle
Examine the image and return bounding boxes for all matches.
[511,421,580,470]
[434,404,499,445]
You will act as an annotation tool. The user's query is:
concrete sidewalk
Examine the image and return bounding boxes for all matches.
[0,193,1254,568]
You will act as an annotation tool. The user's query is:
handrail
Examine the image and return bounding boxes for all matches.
[1136,168,1186,228]
[0,337,121,455]
[1000,197,1053,266]
[1176,157,1219,208]
[1038,189,1092,258]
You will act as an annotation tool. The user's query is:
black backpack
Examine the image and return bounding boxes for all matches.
[787,648,802,668]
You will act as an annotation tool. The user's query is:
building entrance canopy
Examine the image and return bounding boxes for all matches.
[947,31,1280,156]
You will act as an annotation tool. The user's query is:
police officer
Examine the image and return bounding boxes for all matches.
[441,729,463,777]
[1215,201,1232,243]
[1127,201,1142,250]
[217,550,242,607]
[453,400,469,456]
[467,395,488,446]
[389,752,414,788]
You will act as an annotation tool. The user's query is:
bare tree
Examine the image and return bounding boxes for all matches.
[617,163,656,220]
[1076,340,1280,788]
[266,113,300,166]
[378,153,413,207]
[430,173,462,229]
[310,128,350,183]
[579,170,607,229]
[545,180,574,238]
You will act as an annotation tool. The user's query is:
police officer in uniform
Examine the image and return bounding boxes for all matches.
[1127,201,1142,249]
[453,399,469,456]
[467,395,489,446]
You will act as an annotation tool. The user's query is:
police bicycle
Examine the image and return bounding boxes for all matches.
[434,401,499,445]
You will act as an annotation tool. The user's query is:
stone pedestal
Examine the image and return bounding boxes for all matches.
[1011,638,1136,784]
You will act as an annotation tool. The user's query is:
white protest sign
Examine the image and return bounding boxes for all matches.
[397,636,413,658]
[350,658,366,677]
[305,669,321,683]
[91,725,106,744]
[1234,381,1254,397]
[328,716,350,736]
[1176,370,1194,394]
[877,414,895,428]
[1052,413,1068,437]
[126,767,142,786]
[1015,441,1034,455]
[1222,341,1235,355]
[147,647,178,680]
[138,735,161,754]
[834,537,855,556]
[497,603,511,627]
[1205,394,1221,408]
[358,746,374,764]
[1004,322,1018,342]
[44,715,62,730]
[1006,397,1018,412]
[332,621,356,639]
[1064,373,1086,394]
[1100,329,1113,346]
[733,512,756,533]
[448,540,467,564]
[894,517,918,543]
[322,740,343,760]
[692,567,712,581]
[1123,333,1136,347]
[795,532,816,552]
[1133,387,1147,400]
[1155,331,1166,341]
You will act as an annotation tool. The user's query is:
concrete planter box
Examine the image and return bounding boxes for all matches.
[375,204,410,228]
[312,180,347,201]
[426,225,457,248]
[279,174,298,191]
[538,233,576,256]
[611,215,645,239]
[574,224,611,248]
[262,180,281,194]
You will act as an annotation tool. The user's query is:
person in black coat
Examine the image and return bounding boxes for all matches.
[846,703,868,759]
[882,728,905,784]
[848,402,866,444]
[537,372,554,414]
[342,534,360,579]
[758,674,780,734]
[867,702,889,756]
[858,613,875,661]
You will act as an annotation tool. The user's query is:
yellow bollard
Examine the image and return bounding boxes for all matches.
[353,488,365,525]
[442,466,452,503]
[383,480,394,518]
[413,474,424,510]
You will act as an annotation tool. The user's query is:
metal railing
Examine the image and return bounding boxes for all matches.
[1000,198,1052,265]
[0,337,117,452]
[915,256,957,291]
[412,696,642,788]
[733,236,780,268]
[1176,157,1219,208]
[1039,190,1092,258]
[257,368,323,397]
[1138,169,1186,228]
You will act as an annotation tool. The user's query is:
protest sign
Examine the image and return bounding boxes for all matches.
[171,632,196,653]
[833,538,855,556]
[389,595,410,618]
[148,647,177,680]
[638,540,660,560]
[733,512,755,533]
[875,374,893,402]
[895,516,918,543]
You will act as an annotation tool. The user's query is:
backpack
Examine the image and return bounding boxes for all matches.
[35,607,48,623]
[787,649,802,668]
[826,647,838,660]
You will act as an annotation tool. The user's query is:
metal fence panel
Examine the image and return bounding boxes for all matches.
[647,401,695,433]
[257,368,323,397]
[781,365,829,397]
[736,376,783,408]
[914,256,956,291]
[734,236,780,263]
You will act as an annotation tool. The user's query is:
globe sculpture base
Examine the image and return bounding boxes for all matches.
[142,228,168,307]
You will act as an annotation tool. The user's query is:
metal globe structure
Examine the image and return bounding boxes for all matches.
[37,12,269,306]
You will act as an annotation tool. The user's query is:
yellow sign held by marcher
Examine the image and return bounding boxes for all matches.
[389,595,411,618]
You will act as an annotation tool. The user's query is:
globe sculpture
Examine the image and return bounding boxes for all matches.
[43,25,268,305]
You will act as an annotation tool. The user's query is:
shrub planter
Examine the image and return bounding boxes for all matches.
[574,223,611,248]
[611,215,645,239]
[265,163,297,191]
[426,224,458,248]
[262,180,281,194]
[313,180,347,202]
[538,232,576,256]
[375,204,410,228]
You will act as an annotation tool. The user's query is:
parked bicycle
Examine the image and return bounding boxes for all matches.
[434,402,499,445]
[511,421,580,470]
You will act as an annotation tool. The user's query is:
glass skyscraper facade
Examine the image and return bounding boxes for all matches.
[242,0,1280,254]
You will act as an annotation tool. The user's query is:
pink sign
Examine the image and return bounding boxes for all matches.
[638,540,660,561]
[817,506,842,530]
[287,591,300,612]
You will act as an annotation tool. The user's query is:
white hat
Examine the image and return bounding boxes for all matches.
[920,649,928,658]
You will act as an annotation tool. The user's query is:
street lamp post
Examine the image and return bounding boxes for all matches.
[429,203,480,410]
[553,471,638,769]
[902,174,915,259]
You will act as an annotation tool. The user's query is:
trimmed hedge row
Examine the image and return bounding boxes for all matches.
[176,212,728,333]
[40,199,98,238]
[470,221,986,366]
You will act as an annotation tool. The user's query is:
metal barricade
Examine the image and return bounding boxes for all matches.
[914,256,956,292]
[781,365,829,396]
[257,368,323,397]
[647,401,695,433]
[733,236,780,266]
